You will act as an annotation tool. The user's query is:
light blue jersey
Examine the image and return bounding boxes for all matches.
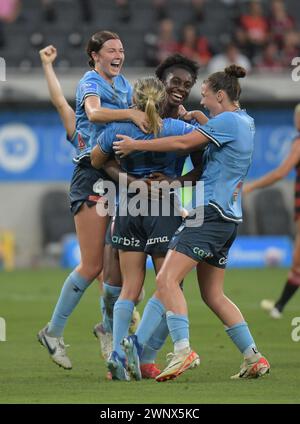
[196,109,255,222]
[98,118,195,178]
[67,130,86,151]
[74,70,133,163]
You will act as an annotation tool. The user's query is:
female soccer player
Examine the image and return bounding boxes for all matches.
[114,65,270,382]
[38,45,204,377]
[37,31,148,370]
[91,76,202,380]
[244,103,300,319]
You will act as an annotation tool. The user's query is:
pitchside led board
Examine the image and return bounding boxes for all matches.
[0,109,295,268]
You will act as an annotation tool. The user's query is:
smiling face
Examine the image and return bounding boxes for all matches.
[200,82,224,117]
[92,38,125,81]
[163,67,194,108]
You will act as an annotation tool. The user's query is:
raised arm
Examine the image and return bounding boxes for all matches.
[40,45,75,139]
[244,138,300,194]
[84,96,149,133]
[113,130,208,158]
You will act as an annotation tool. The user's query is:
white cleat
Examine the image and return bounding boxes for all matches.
[231,353,270,379]
[37,325,72,369]
[269,307,282,319]
[260,299,282,319]
[260,299,275,311]
[93,322,113,361]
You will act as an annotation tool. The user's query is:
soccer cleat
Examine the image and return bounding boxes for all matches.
[260,299,275,311]
[270,307,282,319]
[107,351,130,381]
[121,335,143,380]
[140,363,161,379]
[93,322,113,361]
[155,349,200,382]
[230,354,270,379]
[260,299,282,319]
[129,307,141,335]
[37,325,72,370]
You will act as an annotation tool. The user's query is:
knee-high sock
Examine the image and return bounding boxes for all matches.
[275,279,299,312]
[136,297,165,347]
[225,321,258,358]
[48,270,89,337]
[113,299,134,359]
[166,312,189,352]
[101,282,122,332]
[141,315,169,364]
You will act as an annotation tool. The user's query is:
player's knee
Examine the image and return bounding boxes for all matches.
[156,272,174,294]
[120,284,141,302]
[201,290,218,307]
[79,263,103,281]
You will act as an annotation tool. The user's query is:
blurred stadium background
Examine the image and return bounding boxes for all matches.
[1,0,300,405]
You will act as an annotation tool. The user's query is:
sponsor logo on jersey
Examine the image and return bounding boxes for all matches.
[78,133,86,150]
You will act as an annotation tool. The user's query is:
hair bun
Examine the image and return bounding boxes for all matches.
[224,65,246,79]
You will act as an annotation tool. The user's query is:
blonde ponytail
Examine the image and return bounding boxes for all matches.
[133,77,166,136]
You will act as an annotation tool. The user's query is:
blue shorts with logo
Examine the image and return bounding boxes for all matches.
[112,195,183,255]
[69,157,111,216]
[168,205,238,268]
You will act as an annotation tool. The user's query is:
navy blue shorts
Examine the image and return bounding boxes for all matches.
[112,195,183,255]
[69,157,111,216]
[105,216,115,245]
[168,205,238,268]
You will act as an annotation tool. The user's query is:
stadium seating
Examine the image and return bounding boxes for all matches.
[40,189,75,256]
[254,188,294,237]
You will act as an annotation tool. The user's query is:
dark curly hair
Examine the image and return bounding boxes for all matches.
[155,53,199,85]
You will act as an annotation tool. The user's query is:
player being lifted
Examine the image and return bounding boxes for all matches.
[37,31,147,370]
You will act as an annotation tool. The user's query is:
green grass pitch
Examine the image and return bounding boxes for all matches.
[0,268,299,404]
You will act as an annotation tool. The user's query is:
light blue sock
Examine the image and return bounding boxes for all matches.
[166,312,189,344]
[101,283,122,333]
[136,297,165,347]
[113,299,135,358]
[141,315,169,364]
[226,322,258,357]
[48,270,89,337]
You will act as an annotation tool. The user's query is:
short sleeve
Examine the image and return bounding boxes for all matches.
[79,80,100,106]
[196,112,236,147]
[165,119,196,137]
[97,126,115,155]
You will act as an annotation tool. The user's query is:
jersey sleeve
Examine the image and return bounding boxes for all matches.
[195,112,236,147]
[165,119,196,137]
[97,126,115,155]
[79,78,101,107]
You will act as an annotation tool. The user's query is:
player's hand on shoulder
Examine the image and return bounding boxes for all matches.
[129,109,149,133]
